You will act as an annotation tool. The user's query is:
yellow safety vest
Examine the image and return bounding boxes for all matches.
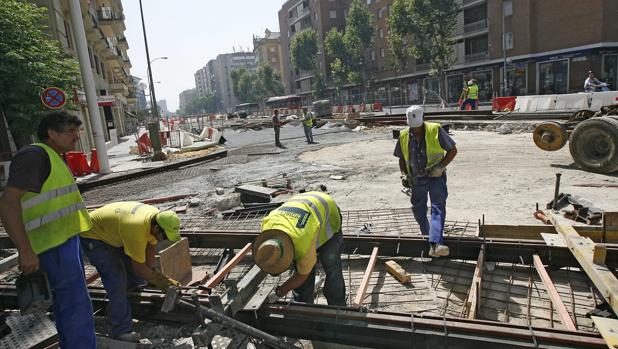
[20,143,92,254]
[467,84,479,100]
[399,123,446,174]
[261,192,341,264]
[302,112,314,127]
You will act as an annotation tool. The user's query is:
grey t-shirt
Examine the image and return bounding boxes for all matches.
[393,126,456,178]
[6,145,51,193]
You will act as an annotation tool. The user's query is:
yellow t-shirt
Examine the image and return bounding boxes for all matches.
[81,201,159,263]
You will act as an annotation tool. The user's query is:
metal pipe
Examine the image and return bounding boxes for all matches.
[553,173,562,210]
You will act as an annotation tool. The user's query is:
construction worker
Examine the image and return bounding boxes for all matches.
[301,107,316,144]
[272,109,285,148]
[460,79,479,110]
[0,111,96,348]
[253,191,346,306]
[80,201,182,342]
[394,106,457,257]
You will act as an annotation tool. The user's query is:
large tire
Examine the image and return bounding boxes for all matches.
[569,116,618,174]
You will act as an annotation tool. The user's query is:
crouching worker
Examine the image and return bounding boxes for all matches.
[253,192,346,306]
[80,201,182,342]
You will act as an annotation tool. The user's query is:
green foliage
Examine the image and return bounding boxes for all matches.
[231,65,285,105]
[345,0,375,49]
[290,30,319,72]
[387,0,413,74]
[180,94,218,115]
[256,64,285,98]
[0,0,81,139]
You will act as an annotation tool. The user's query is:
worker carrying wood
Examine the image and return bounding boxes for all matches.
[394,106,458,257]
[253,191,346,306]
[80,201,182,343]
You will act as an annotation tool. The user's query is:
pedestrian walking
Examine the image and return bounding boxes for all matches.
[460,79,479,110]
[0,111,96,348]
[394,106,458,257]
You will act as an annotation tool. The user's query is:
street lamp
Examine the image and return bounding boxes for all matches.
[147,56,168,129]
[139,0,166,160]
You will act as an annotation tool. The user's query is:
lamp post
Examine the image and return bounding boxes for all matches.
[147,56,167,128]
[139,0,166,160]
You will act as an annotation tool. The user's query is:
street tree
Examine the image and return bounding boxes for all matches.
[290,30,326,98]
[181,94,217,115]
[231,68,258,104]
[0,0,81,149]
[324,28,348,104]
[387,0,414,102]
[256,64,284,98]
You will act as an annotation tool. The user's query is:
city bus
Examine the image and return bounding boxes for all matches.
[264,95,302,114]
[233,103,259,118]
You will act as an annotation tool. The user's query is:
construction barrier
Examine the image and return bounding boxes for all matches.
[89,148,100,173]
[373,102,382,112]
[492,96,517,112]
[64,152,91,176]
[589,91,618,110]
[553,93,589,111]
[514,95,556,112]
[137,133,151,154]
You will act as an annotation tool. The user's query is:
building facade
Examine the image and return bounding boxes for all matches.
[194,65,212,97]
[278,0,618,106]
[207,52,257,112]
[178,88,198,111]
[253,29,285,83]
[32,0,136,150]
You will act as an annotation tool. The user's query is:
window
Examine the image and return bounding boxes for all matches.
[380,48,385,58]
[503,0,513,17]
[100,61,106,80]
[94,55,100,74]
[366,0,372,4]
[506,66,527,96]
[378,7,387,19]
[329,10,337,19]
[88,47,94,68]
[504,32,513,50]
[446,74,464,103]
[379,28,384,38]
[271,57,277,63]
[603,55,618,92]
[538,60,569,94]
[371,51,375,61]
[63,21,73,49]
[464,4,487,24]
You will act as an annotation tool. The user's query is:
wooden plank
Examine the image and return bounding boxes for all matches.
[353,247,379,307]
[158,238,192,285]
[591,316,618,348]
[481,224,616,243]
[546,211,618,316]
[234,184,279,198]
[532,254,577,331]
[0,253,18,273]
[187,269,210,286]
[466,245,484,319]
[204,243,252,289]
[384,260,410,284]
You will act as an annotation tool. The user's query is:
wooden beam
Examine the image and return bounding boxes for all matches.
[532,254,577,331]
[204,243,252,289]
[466,245,485,319]
[0,253,18,273]
[481,224,617,243]
[591,316,618,348]
[384,260,410,284]
[546,211,618,316]
[353,247,379,307]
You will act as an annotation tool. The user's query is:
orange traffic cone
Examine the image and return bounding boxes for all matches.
[90,148,100,173]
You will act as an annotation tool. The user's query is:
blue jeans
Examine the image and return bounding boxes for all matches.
[410,175,448,244]
[303,124,314,143]
[38,235,96,349]
[293,232,346,306]
[460,98,478,110]
[80,238,144,337]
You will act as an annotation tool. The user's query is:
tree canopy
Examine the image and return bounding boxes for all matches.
[290,30,326,98]
[0,0,81,141]
[179,94,218,115]
[230,64,285,105]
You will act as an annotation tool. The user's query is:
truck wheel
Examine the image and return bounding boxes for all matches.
[533,121,568,151]
[569,116,618,173]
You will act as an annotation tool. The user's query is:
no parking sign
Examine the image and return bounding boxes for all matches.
[41,87,66,109]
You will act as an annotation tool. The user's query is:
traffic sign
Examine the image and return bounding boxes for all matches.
[41,87,66,109]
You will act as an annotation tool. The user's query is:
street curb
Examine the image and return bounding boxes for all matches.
[77,149,228,192]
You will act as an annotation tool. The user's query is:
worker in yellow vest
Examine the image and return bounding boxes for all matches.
[253,192,345,306]
[460,79,479,110]
[0,111,96,348]
[80,202,182,342]
[394,106,458,257]
[301,107,316,144]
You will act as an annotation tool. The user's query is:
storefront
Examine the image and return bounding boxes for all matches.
[537,59,569,95]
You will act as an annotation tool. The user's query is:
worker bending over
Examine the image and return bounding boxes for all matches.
[253,192,346,306]
[394,106,457,257]
[80,201,182,342]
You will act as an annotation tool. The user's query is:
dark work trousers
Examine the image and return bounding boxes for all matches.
[80,238,144,338]
[274,126,281,145]
[293,231,346,306]
[460,98,478,110]
[410,174,448,244]
[38,235,96,348]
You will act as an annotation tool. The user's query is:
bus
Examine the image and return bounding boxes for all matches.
[233,103,259,118]
[264,95,302,114]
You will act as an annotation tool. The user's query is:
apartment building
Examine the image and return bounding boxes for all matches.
[253,29,285,84]
[279,0,353,96]
[178,88,198,111]
[207,52,257,112]
[32,0,136,150]
[194,66,212,97]
[132,76,148,111]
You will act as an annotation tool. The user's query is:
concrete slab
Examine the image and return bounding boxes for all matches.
[156,238,192,285]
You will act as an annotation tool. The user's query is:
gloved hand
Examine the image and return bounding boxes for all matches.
[147,271,180,290]
[428,164,446,177]
[400,175,410,188]
[266,293,280,303]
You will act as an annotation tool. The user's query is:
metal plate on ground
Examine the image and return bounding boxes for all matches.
[541,233,567,247]
[243,285,275,311]
[0,313,57,349]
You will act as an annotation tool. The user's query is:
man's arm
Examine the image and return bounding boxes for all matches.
[399,158,407,175]
[276,271,310,297]
[0,187,39,273]
[441,146,457,168]
[131,260,155,280]
[145,243,156,268]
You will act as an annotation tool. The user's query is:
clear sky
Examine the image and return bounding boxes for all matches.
[123,1,283,111]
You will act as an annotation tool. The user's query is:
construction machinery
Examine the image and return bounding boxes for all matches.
[533,104,618,173]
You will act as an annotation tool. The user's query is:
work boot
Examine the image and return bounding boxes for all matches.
[115,332,140,343]
[429,244,449,257]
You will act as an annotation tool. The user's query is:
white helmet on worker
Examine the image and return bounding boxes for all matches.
[253,229,294,275]
[406,105,424,128]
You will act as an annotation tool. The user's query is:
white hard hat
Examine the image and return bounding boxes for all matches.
[406,105,424,128]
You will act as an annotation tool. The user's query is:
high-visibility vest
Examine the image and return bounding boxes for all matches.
[261,191,341,264]
[302,112,314,127]
[399,123,446,174]
[467,84,479,100]
[20,143,92,254]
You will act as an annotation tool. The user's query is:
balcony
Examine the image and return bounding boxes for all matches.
[464,19,488,34]
[105,48,123,68]
[110,82,128,95]
[123,58,132,70]
[288,6,311,24]
[98,7,126,37]
[117,36,129,50]
[464,51,488,63]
